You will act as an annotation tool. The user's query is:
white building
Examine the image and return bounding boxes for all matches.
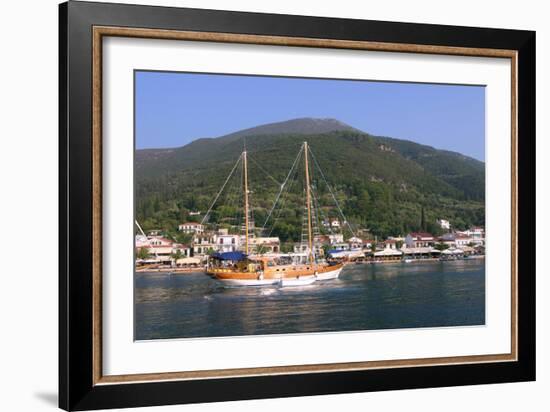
[178,222,204,234]
[438,219,451,230]
[215,233,241,252]
[405,232,435,248]
[192,233,216,255]
[459,227,485,245]
[347,236,363,249]
[249,237,280,253]
[328,233,344,245]
[454,233,473,247]
[135,235,191,263]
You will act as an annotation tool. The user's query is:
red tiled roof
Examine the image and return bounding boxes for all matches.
[409,232,433,238]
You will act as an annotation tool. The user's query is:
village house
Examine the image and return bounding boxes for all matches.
[362,239,375,249]
[135,235,191,263]
[215,228,241,253]
[192,233,216,256]
[322,218,341,229]
[458,226,485,245]
[383,239,400,250]
[347,236,363,249]
[438,219,451,230]
[249,237,281,253]
[178,222,204,234]
[438,232,457,247]
[293,243,325,257]
[405,232,435,248]
[328,233,344,245]
[454,233,473,247]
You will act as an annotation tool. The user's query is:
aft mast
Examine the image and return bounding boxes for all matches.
[243,149,250,255]
[304,141,314,263]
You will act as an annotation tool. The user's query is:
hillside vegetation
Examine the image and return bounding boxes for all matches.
[135,118,485,241]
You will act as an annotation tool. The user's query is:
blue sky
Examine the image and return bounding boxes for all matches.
[135,71,485,161]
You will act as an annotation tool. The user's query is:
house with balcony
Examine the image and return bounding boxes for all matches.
[178,222,204,234]
[404,232,435,248]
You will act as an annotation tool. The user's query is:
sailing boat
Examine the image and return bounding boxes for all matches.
[206,142,343,286]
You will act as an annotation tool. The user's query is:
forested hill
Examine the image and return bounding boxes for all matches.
[135,118,485,240]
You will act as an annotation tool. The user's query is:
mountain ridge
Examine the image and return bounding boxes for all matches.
[135,118,485,239]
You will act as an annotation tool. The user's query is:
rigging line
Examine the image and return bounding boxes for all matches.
[310,186,326,236]
[266,157,302,238]
[263,148,302,236]
[200,154,242,226]
[308,147,357,238]
[314,189,332,235]
[310,179,333,235]
[247,154,282,187]
[135,220,158,258]
[261,145,304,231]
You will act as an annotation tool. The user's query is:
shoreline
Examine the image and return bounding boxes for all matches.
[135,256,485,274]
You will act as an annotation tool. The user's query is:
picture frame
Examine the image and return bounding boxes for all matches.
[59,1,536,410]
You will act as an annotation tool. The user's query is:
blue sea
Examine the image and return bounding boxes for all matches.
[135,260,485,340]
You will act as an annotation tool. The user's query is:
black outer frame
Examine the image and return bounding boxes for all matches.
[59,1,536,410]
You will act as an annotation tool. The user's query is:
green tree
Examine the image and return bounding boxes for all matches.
[171,249,184,262]
[434,242,450,251]
[136,247,150,260]
[420,206,426,232]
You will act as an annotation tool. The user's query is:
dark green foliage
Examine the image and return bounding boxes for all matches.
[135,121,485,240]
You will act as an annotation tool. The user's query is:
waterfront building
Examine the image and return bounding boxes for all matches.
[347,236,363,249]
[249,236,281,253]
[328,233,344,245]
[192,233,216,256]
[458,226,485,245]
[438,232,457,247]
[135,235,191,264]
[402,247,441,260]
[215,232,241,253]
[405,232,435,248]
[362,239,375,249]
[454,233,473,247]
[383,239,400,249]
[373,245,403,261]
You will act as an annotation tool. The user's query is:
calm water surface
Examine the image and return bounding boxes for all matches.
[135,260,485,340]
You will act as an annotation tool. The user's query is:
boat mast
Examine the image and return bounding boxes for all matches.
[243,150,250,255]
[304,142,314,263]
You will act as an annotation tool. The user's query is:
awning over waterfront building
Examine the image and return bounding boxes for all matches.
[402,247,441,255]
[441,248,464,255]
[176,257,202,265]
[373,249,403,257]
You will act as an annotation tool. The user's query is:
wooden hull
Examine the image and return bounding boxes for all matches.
[208,263,344,286]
